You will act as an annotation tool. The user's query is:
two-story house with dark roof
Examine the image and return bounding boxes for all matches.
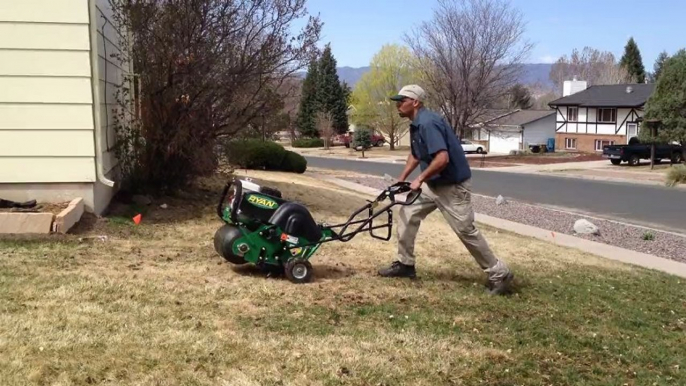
[548,78,655,153]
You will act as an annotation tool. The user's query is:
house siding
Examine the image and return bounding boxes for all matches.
[0,0,96,184]
[92,0,130,213]
[552,105,645,153]
[0,0,130,215]
[522,114,555,147]
[95,0,128,177]
[555,107,641,136]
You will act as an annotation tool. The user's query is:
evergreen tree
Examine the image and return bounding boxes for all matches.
[620,37,646,83]
[341,81,352,105]
[651,51,670,83]
[639,49,686,160]
[295,58,321,138]
[508,83,533,109]
[317,44,349,134]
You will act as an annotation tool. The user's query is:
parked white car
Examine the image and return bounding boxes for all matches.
[460,140,484,154]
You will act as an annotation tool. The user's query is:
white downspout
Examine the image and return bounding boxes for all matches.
[88,0,115,188]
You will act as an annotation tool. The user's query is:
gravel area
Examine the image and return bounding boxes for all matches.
[333,174,686,264]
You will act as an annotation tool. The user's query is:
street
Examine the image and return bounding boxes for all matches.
[305,156,686,233]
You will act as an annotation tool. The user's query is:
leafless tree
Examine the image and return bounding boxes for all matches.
[106,0,321,193]
[280,75,304,141]
[316,111,335,149]
[404,0,533,138]
[549,47,634,95]
[532,91,559,109]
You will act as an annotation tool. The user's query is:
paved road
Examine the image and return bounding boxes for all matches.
[305,156,686,233]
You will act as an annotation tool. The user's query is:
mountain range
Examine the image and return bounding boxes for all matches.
[299,63,556,91]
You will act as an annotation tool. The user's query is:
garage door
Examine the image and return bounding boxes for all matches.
[489,131,521,154]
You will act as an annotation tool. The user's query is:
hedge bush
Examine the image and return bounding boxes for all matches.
[280,151,307,173]
[223,139,307,173]
[292,138,324,148]
[224,139,285,169]
[665,164,686,187]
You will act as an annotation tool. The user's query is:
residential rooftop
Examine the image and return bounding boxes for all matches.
[548,83,655,108]
[483,109,555,127]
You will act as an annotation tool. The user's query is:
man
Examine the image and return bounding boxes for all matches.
[378,84,514,295]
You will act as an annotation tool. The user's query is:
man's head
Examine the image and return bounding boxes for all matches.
[390,84,426,120]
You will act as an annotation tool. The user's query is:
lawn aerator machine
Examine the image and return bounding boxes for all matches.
[213,177,421,283]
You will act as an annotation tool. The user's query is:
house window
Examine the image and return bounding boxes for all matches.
[568,107,578,122]
[598,108,616,123]
[595,139,614,151]
[565,138,577,149]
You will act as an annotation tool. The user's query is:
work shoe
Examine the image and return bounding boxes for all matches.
[487,271,515,295]
[378,261,416,278]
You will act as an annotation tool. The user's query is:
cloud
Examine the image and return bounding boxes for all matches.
[539,55,557,64]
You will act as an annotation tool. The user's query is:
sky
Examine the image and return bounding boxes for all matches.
[292,0,685,70]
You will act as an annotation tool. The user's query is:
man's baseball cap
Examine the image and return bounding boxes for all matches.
[389,84,426,101]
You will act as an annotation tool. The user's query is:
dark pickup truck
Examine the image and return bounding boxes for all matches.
[602,140,683,166]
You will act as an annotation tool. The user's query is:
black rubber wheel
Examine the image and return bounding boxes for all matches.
[610,159,621,165]
[376,140,384,147]
[213,224,247,264]
[476,147,483,154]
[284,259,313,283]
[672,153,683,164]
[628,154,640,166]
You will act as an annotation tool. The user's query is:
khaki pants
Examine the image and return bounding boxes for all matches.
[396,179,510,279]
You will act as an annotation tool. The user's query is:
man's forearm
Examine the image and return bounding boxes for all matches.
[399,154,419,181]
[417,151,449,183]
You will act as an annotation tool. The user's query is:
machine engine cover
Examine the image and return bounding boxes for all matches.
[269,202,323,242]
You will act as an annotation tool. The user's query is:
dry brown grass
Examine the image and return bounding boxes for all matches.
[1,170,684,385]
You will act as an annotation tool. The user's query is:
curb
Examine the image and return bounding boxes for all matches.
[321,175,686,279]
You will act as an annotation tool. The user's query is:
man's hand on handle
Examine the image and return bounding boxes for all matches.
[409,177,423,192]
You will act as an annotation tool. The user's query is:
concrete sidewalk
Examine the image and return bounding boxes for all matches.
[323,175,686,279]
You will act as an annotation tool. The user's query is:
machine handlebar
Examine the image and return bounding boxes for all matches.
[375,181,422,206]
[217,178,242,223]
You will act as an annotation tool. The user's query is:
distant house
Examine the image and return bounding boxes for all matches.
[0,0,131,215]
[548,79,655,153]
[470,109,556,154]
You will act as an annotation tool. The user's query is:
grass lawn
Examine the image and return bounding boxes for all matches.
[1,170,684,385]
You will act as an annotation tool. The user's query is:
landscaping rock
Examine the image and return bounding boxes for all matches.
[0,212,53,234]
[53,198,84,234]
[496,195,507,205]
[574,219,600,235]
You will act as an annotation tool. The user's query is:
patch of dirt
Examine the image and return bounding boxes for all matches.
[484,153,605,164]
[467,160,518,168]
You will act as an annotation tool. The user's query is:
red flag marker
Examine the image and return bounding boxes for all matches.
[133,214,142,225]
